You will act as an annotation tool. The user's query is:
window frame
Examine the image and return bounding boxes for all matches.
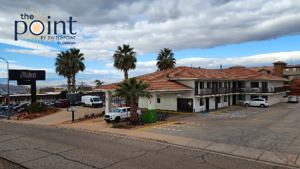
[251,82,259,88]
[157,97,161,103]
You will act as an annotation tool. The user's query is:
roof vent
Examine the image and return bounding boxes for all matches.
[174,73,178,77]
[198,67,201,69]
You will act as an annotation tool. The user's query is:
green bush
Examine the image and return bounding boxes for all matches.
[84,114,89,118]
[25,102,48,114]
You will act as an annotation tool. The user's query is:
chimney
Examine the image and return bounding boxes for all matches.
[220,65,222,74]
[273,61,286,77]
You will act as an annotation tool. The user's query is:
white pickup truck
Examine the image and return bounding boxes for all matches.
[104,107,142,123]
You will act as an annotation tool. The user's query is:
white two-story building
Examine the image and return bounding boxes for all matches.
[96,66,289,113]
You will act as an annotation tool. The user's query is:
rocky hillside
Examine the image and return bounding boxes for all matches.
[0,84,26,94]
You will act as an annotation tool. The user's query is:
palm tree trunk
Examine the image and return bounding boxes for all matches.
[67,76,71,92]
[124,69,128,80]
[130,97,137,124]
[124,69,130,106]
[72,73,76,93]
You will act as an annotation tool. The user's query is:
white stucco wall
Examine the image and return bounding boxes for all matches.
[155,94,177,111]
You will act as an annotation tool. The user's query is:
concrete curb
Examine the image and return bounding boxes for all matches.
[1,120,299,168]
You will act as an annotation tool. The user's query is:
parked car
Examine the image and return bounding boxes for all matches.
[54,99,70,108]
[244,98,269,108]
[0,104,7,111]
[13,103,30,111]
[11,103,20,109]
[104,107,141,123]
[283,92,288,98]
[288,96,299,103]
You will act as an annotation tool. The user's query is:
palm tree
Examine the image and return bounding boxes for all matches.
[156,48,176,71]
[112,44,137,80]
[69,48,86,93]
[55,50,72,92]
[94,79,104,87]
[114,77,152,124]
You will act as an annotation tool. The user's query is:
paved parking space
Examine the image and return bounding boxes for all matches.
[142,101,300,155]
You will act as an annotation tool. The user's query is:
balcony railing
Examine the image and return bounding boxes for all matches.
[195,86,290,96]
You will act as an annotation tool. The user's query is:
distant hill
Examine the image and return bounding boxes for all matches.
[0,84,26,94]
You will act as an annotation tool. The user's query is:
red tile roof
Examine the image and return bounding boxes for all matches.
[96,66,288,91]
[273,61,287,64]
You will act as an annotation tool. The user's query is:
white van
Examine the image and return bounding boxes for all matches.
[81,96,103,108]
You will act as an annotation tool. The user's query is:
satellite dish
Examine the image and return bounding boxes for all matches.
[174,73,178,77]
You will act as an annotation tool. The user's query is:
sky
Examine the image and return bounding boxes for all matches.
[1,0,300,87]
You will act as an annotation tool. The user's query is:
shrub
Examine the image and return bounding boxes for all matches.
[84,114,89,118]
[91,113,95,117]
[25,102,48,114]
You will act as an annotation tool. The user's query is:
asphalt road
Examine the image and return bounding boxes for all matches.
[0,122,283,169]
[144,101,300,155]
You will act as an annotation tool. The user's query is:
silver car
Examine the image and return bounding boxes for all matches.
[244,98,269,108]
[288,96,299,103]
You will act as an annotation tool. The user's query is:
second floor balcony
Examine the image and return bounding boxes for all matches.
[195,87,290,96]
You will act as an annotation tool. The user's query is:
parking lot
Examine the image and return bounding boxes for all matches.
[142,101,300,155]
[0,109,19,119]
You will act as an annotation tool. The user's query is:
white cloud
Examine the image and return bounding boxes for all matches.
[103,51,300,77]
[5,49,114,62]
[0,38,57,51]
[1,0,300,57]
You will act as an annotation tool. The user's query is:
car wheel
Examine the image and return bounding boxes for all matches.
[100,104,103,107]
[245,103,249,107]
[92,104,95,108]
[115,117,120,123]
[60,105,62,108]
[260,104,265,108]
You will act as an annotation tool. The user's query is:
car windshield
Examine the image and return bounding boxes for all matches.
[290,96,296,98]
[93,98,101,101]
[112,109,121,113]
[63,100,69,103]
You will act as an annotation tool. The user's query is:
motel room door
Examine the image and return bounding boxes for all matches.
[177,98,193,112]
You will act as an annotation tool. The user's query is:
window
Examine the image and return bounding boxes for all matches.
[224,82,227,88]
[238,95,245,100]
[251,95,259,99]
[285,68,290,72]
[200,98,204,106]
[261,95,268,101]
[27,98,30,101]
[157,98,160,103]
[217,97,221,103]
[219,82,222,88]
[207,82,211,88]
[293,68,297,72]
[127,108,130,112]
[251,82,259,88]
[238,82,245,88]
[200,82,203,89]
[224,96,227,102]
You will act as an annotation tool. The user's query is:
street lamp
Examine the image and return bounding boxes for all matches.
[0,57,10,120]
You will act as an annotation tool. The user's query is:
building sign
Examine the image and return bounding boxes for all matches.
[9,70,45,81]
[14,7,77,49]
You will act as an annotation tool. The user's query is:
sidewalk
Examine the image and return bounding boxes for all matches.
[2,116,299,168]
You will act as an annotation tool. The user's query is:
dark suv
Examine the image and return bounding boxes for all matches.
[54,99,70,108]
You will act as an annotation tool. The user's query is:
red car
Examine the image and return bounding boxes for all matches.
[13,103,30,111]
[54,99,70,108]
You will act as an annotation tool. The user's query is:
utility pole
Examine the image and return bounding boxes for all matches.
[0,57,10,120]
